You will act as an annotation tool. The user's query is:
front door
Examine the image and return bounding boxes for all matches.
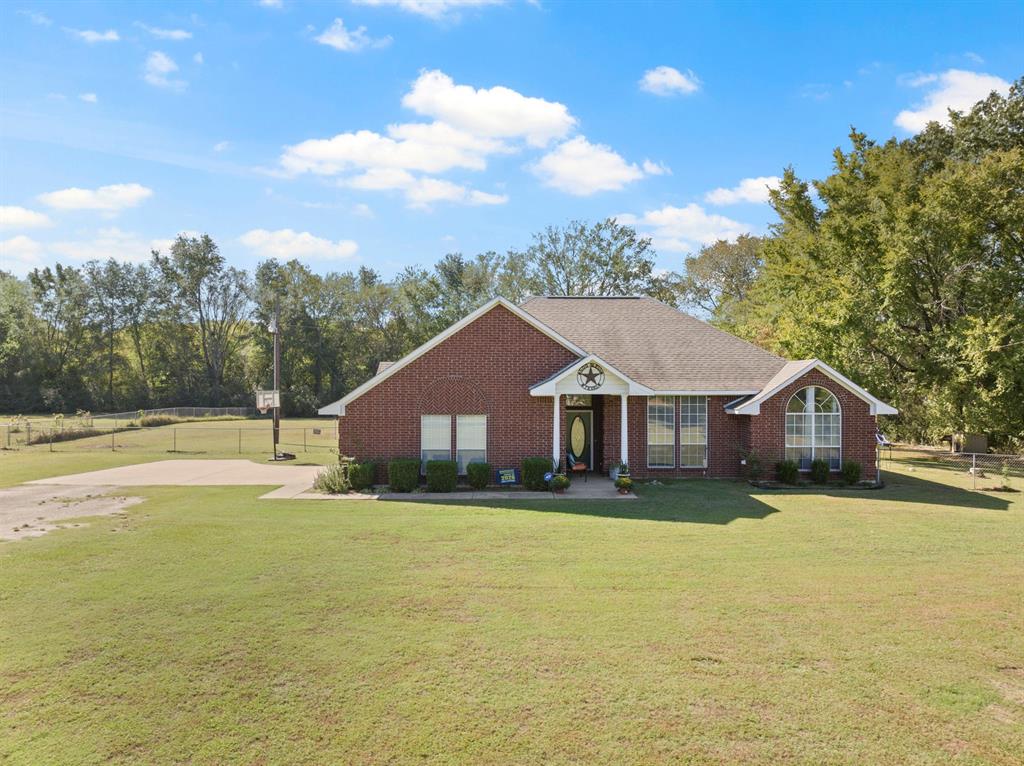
[567,411,593,470]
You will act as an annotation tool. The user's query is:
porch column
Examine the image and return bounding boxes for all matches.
[620,394,629,467]
[552,394,561,470]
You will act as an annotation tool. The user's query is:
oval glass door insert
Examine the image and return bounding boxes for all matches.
[570,415,586,456]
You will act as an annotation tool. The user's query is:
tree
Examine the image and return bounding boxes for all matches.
[153,235,251,405]
[511,218,662,297]
[675,235,764,328]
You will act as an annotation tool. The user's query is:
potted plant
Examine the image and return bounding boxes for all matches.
[610,462,630,481]
[549,474,570,494]
[614,476,633,494]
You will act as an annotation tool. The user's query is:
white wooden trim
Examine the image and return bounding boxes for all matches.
[727,359,898,416]
[552,394,561,470]
[318,297,587,416]
[620,394,629,467]
[529,353,655,397]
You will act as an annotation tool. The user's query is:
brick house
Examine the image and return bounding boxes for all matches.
[318,296,897,482]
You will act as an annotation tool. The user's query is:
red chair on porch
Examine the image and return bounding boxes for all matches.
[566,450,588,482]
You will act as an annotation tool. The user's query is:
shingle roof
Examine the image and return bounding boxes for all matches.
[519,296,787,392]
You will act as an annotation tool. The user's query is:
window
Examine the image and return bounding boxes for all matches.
[647,396,675,468]
[565,394,592,408]
[420,415,451,470]
[679,396,707,467]
[785,387,841,470]
[456,415,487,474]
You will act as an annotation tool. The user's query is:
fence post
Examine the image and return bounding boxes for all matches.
[238,428,242,454]
[173,428,177,453]
[972,453,976,490]
[304,429,307,453]
[111,428,116,452]
[49,428,53,452]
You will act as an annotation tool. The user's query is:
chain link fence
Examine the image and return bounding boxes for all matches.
[91,406,254,425]
[883,445,1024,491]
[0,423,338,455]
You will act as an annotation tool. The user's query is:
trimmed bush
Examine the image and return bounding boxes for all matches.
[809,459,831,484]
[522,457,552,491]
[550,474,571,492]
[466,462,491,490]
[841,460,862,485]
[614,476,633,493]
[775,459,799,484]
[349,461,376,491]
[426,460,458,492]
[313,463,350,494]
[388,459,420,493]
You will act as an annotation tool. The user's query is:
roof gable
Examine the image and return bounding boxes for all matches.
[318,297,583,415]
[519,296,786,393]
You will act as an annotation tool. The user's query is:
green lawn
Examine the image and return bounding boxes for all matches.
[0,417,338,487]
[1,453,1022,764]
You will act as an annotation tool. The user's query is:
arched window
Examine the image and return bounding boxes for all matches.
[785,386,841,470]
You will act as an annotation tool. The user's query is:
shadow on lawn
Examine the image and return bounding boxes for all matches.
[380,470,1012,523]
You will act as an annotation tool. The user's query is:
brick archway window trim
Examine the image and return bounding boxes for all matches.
[785,386,841,470]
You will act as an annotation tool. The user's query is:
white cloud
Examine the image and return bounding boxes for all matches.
[50,227,171,263]
[282,121,509,176]
[352,203,375,218]
[65,28,120,43]
[341,169,507,208]
[143,51,187,91]
[37,183,153,213]
[314,18,392,51]
[79,92,98,103]
[135,23,192,40]
[618,204,750,252]
[258,0,283,6]
[532,136,646,195]
[239,228,359,261]
[193,52,204,64]
[403,70,575,147]
[964,52,984,64]
[704,176,781,206]
[352,0,504,20]
[639,66,701,97]
[0,236,43,276]
[895,69,1011,132]
[213,141,231,152]
[19,10,52,26]
[0,206,53,229]
[642,159,671,176]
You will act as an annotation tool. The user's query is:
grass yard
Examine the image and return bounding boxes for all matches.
[0,417,338,487]
[1,453,1022,764]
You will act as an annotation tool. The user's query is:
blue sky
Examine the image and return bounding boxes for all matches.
[1,0,1021,279]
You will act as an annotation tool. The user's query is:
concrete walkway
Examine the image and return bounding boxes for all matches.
[26,459,633,502]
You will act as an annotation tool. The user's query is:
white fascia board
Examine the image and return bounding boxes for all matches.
[316,297,588,417]
[655,390,760,396]
[730,359,899,416]
[529,353,654,396]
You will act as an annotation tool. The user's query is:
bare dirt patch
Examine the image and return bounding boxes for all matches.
[0,484,144,541]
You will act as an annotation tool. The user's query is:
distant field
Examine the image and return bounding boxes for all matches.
[0,417,339,487]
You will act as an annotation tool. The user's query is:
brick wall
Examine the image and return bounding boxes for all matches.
[338,304,578,482]
[747,368,878,480]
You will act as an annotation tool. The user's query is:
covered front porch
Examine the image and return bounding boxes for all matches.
[530,354,653,474]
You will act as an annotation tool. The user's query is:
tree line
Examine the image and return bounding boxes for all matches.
[1,79,1020,448]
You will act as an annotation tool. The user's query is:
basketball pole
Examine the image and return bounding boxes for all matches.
[272,301,281,458]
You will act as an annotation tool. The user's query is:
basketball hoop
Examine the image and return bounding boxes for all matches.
[256,389,279,415]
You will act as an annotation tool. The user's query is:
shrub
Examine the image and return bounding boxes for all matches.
[388,459,420,493]
[616,462,630,476]
[139,415,181,428]
[550,474,570,492]
[349,461,376,491]
[425,460,458,492]
[741,449,763,481]
[841,460,862,485]
[775,459,799,484]
[809,459,831,484]
[614,476,633,493]
[313,463,351,494]
[522,457,552,491]
[466,462,491,490]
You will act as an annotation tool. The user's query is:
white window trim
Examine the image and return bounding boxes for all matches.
[455,415,487,476]
[647,395,676,469]
[785,386,842,471]
[679,395,708,468]
[420,414,451,471]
